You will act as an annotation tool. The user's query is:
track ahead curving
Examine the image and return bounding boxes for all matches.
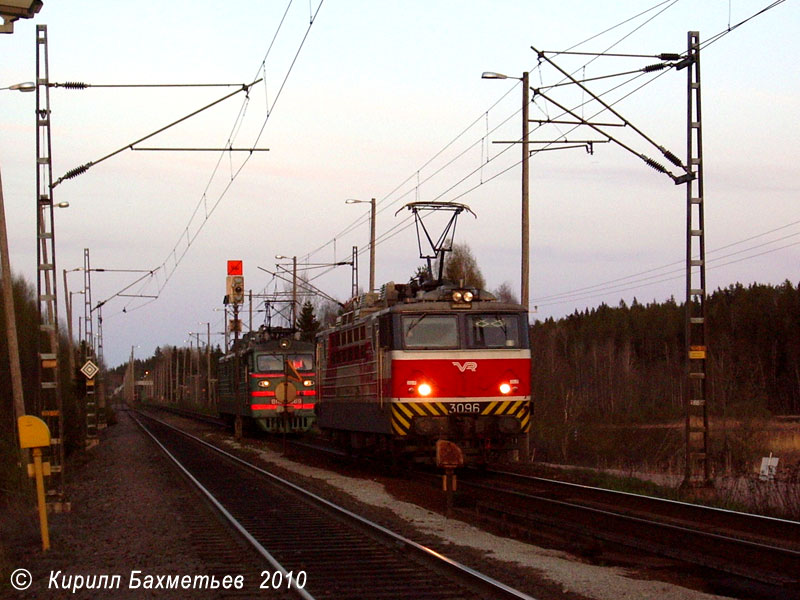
[137,414,529,600]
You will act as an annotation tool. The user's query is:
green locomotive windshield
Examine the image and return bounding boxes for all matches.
[255,353,314,372]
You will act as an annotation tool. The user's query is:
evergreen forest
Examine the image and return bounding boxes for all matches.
[530,281,800,472]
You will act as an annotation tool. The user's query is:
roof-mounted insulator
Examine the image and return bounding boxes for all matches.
[657,53,681,61]
[643,62,668,73]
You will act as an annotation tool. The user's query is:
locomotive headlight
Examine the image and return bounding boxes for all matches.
[258,380,271,388]
[303,379,313,387]
[462,290,473,302]
[417,382,433,397]
[499,382,512,395]
[452,290,463,302]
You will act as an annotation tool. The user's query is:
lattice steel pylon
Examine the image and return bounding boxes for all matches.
[683,31,710,487]
[35,24,65,498]
[83,248,99,445]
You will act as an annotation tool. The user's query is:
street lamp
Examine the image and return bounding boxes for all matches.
[480,72,510,80]
[345,198,376,293]
[0,81,35,92]
[1,79,37,439]
[483,70,531,463]
[482,70,530,311]
[275,254,298,326]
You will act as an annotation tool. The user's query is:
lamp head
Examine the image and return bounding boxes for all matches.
[8,81,35,92]
[481,72,509,80]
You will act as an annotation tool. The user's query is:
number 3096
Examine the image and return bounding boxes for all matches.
[448,402,480,413]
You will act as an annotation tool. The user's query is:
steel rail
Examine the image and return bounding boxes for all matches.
[134,410,537,600]
[466,478,798,556]
[131,411,315,600]
[140,402,227,428]
[455,469,800,587]
[487,467,800,531]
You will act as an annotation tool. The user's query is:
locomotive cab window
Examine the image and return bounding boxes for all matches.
[466,314,525,348]
[401,314,458,349]
[255,353,314,372]
[255,354,283,372]
[288,354,314,371]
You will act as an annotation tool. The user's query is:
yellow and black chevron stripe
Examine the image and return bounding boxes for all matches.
[515,402,531,433]
[391,401,448,435]
[391,399,531,436]
[486,399,531,433]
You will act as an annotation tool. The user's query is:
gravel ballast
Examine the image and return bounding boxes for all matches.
[3,409,731,599]
[2,410,273,599]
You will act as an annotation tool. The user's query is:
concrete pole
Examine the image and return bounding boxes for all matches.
[521,71,530,311]
[206,322,211,408]
[63,271,77,376]
[128,346,135,404]
[291,256,297,327]
[521,74,532,463]
[369,198,376,293]
[233,303,242,439]
[0,167,26,437]
[224,306,229,353]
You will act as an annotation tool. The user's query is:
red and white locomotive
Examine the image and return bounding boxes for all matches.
[316,280,531,463]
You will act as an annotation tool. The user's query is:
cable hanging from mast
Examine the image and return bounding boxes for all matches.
[120,0,326,314]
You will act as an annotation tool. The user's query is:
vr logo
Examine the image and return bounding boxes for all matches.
[452,361,477,373]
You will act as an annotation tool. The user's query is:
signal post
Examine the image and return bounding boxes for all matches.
[226,261,244,439]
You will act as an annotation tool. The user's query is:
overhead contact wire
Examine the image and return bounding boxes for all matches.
[122,1,325,314]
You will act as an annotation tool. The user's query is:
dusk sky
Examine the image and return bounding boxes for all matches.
[1,1,797,367]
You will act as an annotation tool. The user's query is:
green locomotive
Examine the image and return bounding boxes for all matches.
[217,327,316,433]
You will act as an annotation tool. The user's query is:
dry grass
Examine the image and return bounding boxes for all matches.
[534,418,800,519]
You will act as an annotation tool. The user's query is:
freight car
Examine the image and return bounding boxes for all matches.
[217,327,316,433]
[315,280,531,463]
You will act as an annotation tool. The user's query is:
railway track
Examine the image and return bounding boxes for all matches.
[137,406,800,596]
[286,435,800,595]
[131,411,536,600]
[450,467,800,596]
[483,467,800,548]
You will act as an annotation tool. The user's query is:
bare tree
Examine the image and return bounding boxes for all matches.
[493,281,519,304]
[444,243,486,289]
[316,299,341,328]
